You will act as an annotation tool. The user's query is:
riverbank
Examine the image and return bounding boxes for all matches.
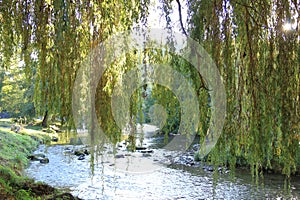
[0,119,81,199]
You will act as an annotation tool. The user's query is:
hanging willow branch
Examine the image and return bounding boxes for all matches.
[0,0,299,177]
[185,0,300,177]
[0,0,150,128]
[175,0,210,91]
[175,0,188,36]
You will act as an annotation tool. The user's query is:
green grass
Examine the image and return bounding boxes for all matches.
[0,129,38,168]
[0,119,77,199]
[0,118,52,145]
[0,125,42,199]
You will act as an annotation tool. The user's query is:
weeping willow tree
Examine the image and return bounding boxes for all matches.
[172,0,299,177]
[0,0,149,126]
[0,0,299,176]
[150,0,299,177]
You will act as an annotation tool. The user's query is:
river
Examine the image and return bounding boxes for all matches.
[25,125,300,200]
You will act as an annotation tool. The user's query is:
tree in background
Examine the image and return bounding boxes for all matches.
[0,54,35,118]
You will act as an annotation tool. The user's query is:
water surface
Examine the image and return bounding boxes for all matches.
[25,143,300,200]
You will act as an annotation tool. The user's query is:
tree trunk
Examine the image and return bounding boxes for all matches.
[42,110,48,128]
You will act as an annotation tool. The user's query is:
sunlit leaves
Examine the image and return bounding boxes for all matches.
[0,0,149,127]
[186,0,300,176]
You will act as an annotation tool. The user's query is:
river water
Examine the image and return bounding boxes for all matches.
[25,126,300,200]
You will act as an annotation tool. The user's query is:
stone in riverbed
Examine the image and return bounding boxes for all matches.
[135,146,147,150]
[192,144,200,151]
[40,157,49,163]
[74,150,85,156]
[140,149,154,154]
[173,155,195,166]
[28,154,49,163]
[28,154,46,161]
[78,155,85,160]
[63,147,73,154]
[84,149,90,155]
[115,154,125,159]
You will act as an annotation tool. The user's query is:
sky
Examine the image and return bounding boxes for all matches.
[147,0,298,33]
[147,0,188,33]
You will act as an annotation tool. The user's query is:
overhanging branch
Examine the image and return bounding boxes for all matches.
[176,0,188,36]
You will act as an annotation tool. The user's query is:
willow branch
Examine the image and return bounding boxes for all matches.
[175,0,210,91]
[176,0,188,36]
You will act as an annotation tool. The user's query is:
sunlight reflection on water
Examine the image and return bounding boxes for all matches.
[25,144,300,200]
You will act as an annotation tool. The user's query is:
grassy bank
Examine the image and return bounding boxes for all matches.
[0,119,79,199]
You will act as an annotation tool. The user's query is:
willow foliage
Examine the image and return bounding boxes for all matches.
[181,0,299,176]
[0,0,299,176]
[0,0,149,126]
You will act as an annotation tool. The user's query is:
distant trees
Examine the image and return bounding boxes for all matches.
[0,55,35,118]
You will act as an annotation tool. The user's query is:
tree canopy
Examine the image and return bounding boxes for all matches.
[0,0,299,176]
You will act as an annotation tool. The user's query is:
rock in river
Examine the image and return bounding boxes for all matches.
[28,154,46,161]
[78,155,85,160]
[140,149,154,154]
[173,155,195,166]
[40,157,49,163]
[115,154,125,159]
[135,146,147,150]
[74,150,85,156]
[84,149,90,155]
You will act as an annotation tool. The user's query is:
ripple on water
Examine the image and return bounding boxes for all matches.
[25,145,300,200]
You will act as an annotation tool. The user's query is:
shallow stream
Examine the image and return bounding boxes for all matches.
[25,126,300,200]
